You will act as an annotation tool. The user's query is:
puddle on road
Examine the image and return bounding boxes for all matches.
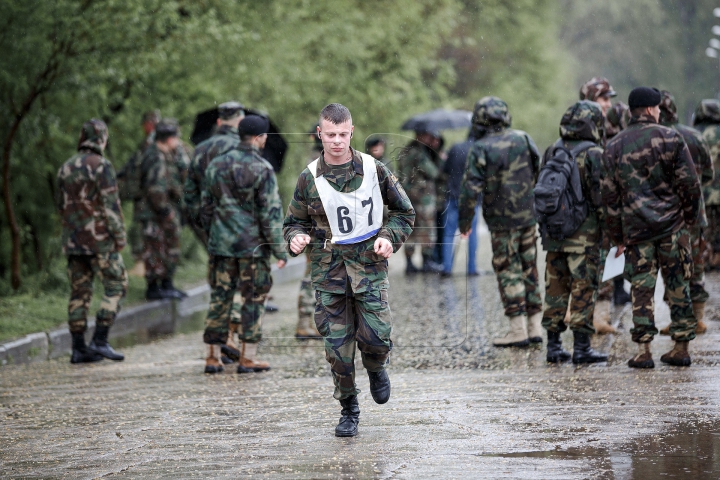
[488,418,720,478]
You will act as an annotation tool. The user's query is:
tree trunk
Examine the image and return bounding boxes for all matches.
[2,118,23,289]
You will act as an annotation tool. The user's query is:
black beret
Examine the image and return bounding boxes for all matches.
[218,101,244,120]
[628,87,661,109]
[239,115,269,137]
[155,118,179,140]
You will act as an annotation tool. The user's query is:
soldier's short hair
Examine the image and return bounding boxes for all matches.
[319,103,352,125]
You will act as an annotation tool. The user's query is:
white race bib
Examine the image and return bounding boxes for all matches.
[308,153,384,244]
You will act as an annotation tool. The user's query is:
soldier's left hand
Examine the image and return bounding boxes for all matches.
[277,259,287,269]
[374,238,393,259]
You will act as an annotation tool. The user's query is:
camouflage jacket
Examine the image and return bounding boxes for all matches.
[283,148,415,293]
[117,133,154,202]
[184,125,240,244]
[602,115,702,246]
[662,121,713,228]
[693,122,720,206]
[397,141,440,203]
[458,127,540,233]
[201,143,287,260]
[136,143,188,223]
[56,147,126,255]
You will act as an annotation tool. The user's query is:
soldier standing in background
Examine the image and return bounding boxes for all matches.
[602,87,701,368]
[56,119,128,364]
[137,119,188,300]
[201,115,287,374]
[658,91,714,335]
[692,99,720,271]
[398,127,443,274]
[365,136,391,169]
[458,96,543,348]
[118,110,160,278]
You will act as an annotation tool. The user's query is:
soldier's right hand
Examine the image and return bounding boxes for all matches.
[290,234,311,254]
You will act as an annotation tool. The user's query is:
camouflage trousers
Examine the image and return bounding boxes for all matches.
[298,255,316,326]
[490,226,542,317]
[689,227,709,303]
[596,232,614,301]
[128,217,143,258]
[315,279,392,400]
[625,230,696,343]
[203,256,272,345]
[405,196,436,258]
[66,253,128,334]
[706,205,720,270]
[541,249,599,335]
[142,217,180,283]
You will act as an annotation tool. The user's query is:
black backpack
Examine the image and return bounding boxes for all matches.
[534,140,595,241]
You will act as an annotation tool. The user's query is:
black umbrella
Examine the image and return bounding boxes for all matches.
[401,109,472,132]
[190,107,287,173]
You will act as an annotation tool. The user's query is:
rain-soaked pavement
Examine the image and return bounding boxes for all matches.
[3,230,720,478]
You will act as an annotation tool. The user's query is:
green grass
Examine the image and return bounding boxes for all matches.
[0,227,208,343]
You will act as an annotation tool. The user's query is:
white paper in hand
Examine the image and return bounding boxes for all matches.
[602,246,625,282]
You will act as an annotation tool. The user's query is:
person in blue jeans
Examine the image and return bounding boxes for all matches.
[441,130,481,277]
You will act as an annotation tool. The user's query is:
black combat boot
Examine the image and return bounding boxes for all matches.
[265,303,279,312]
[89,325,125,361]
[145,280,164,301]
[70,332,104,364]
[161,278,187,299]
[572,331,608,364]
[335,395,360,437]
[422,256,444,273]
[406,258,420,275]
[368,369,391,404]
[546,330,571,363]
[613,277,631,306]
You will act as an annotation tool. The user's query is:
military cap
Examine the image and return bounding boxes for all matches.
[238,115,269,137]
[693,99,720,126]
[141,110,161,124]
[77,118,109,153]
[579,77,617,101]
[659,90,679,124]
[472,96,512,128]
[628,87,661,109]
[218,101,245,120]
[559,100,604,143]
[155,118,180,140]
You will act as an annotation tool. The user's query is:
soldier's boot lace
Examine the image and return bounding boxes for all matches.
[660,341,692,367]
[335,395,360,437]
[572,330,608,364]
[237,342,271,373]
[368,369,391,404]
[613,277,631,305]
[628,342,654,369]
[204,344,224,374]
[527,312,543,343]
[593,300,616,335]
[546,330,571,363]
[89,325,124,361]
[493,315,530,348]
[70,332,104,364]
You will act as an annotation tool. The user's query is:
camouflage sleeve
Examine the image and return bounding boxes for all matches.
[601,147,623,245]
[458,142,485,234]
[698,136,715,186]
[200,165,216,234]
[256,167,288,260]
[674,139,702,227]
[377,161,415,251]
[417,150,440,180]
[282,171,313,257]
[183,159,203,234]
[98,161,126,250]
[146,156,172,219]
[525,134,541,182]
[585,147,605,216]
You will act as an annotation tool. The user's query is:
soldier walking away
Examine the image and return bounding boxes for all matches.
[692,99,720,271]
[602,87,702,368]
[201,115,288,374]
[56,119,128,364]
[118,110,160,278]
[537,101,608,364]
[659,91,714,336]
[458,96,542,348]
[284,103,414,437]
[137,119,188,301]
[397,127,443,274]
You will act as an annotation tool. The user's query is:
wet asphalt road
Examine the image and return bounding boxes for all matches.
[3,231,720,479]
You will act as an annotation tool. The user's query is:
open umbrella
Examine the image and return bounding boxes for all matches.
[190,107,288,173]
[401,109,472,132]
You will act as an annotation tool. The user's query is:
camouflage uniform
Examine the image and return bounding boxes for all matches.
[397,140,440,260]
[201,143,287,345]
[283,148,415,400]
[660,92,714,305]
[602,114,702,343]
[692,100,720,269]
[458,97,542,318]
[541,101,605,335]
[56,120,128,334]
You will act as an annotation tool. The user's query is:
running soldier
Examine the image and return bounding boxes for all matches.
[284,103,414,437]
[56,119,128,364]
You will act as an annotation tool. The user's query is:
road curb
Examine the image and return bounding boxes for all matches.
[0,256,305,366]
